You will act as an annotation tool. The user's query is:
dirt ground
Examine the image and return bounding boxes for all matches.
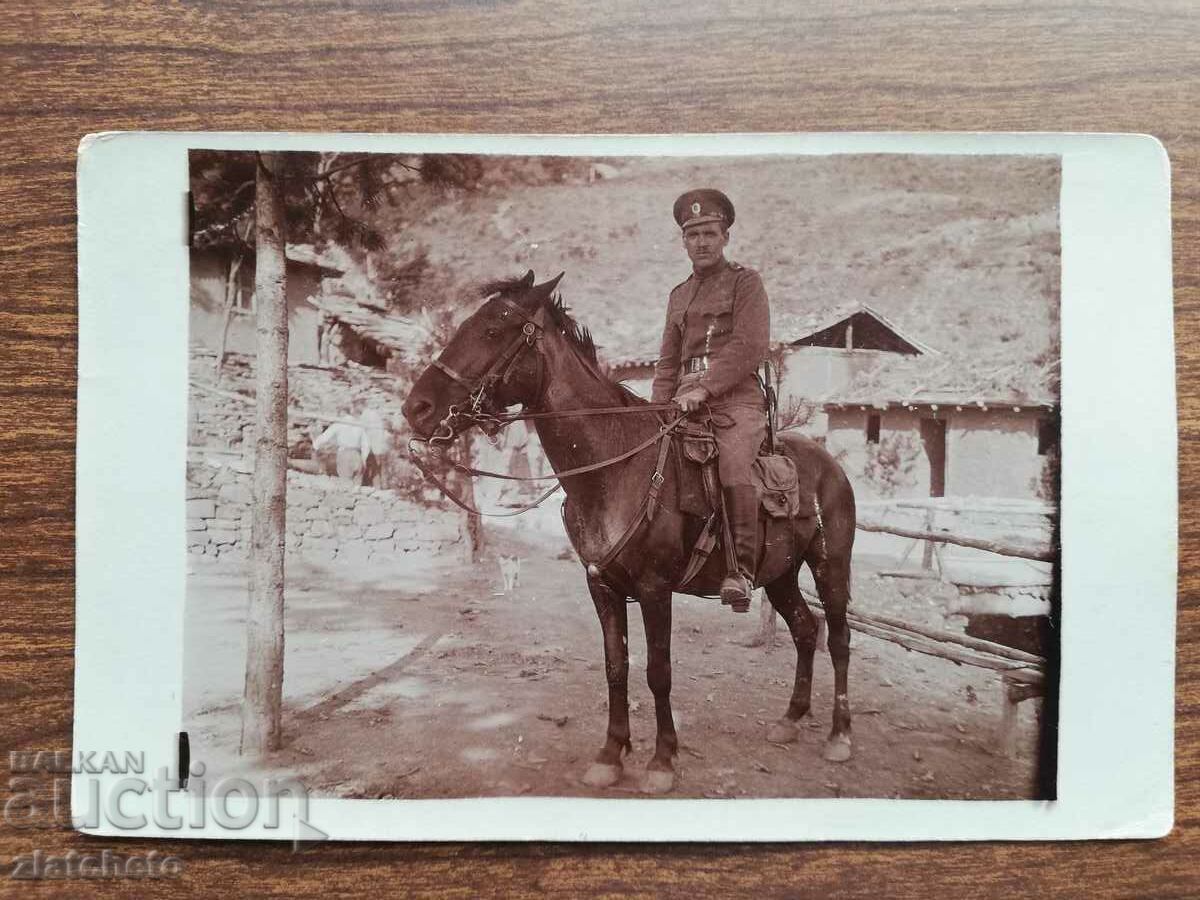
[183,522,1045,801]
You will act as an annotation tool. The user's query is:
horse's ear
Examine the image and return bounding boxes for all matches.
[528,272,565,306]
[520,269,536,288]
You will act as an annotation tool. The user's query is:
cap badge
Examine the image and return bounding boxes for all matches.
[691,202,701,215]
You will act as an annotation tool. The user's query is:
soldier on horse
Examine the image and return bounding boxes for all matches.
[652,188,771,611]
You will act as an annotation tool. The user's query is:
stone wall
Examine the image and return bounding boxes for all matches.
[186,457,461,566]
[188,346,550,508]
[188,348,410,455]
[188,348,443,501]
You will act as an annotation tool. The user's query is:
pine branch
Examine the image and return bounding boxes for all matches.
[324,180,386,250]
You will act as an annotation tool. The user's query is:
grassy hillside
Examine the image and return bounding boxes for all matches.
[380,154,1059,374]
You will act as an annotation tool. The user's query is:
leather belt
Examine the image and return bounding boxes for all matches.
[684,356,710,374]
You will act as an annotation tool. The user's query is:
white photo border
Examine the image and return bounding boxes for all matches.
[75,132,1176,841]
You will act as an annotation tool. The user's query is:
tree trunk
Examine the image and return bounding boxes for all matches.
[213,251,244,383]
[240,152,288,758]
[452,432,485,563]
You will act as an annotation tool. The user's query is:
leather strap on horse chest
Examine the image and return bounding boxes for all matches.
[589,430,674,572]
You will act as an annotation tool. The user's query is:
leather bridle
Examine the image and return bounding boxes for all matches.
[409,294,688,526]
[427,294,548,447]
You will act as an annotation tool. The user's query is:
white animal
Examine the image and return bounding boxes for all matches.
[497,554,522,594]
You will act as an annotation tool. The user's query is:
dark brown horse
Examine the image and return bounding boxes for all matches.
[402,272,856,793]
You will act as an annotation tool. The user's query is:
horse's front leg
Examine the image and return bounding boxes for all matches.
[582,575,631,789]
[639,592,678,794]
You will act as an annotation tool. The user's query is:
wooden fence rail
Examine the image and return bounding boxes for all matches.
[855,517,1055,562]
[798,590,1044,757]
[857,497,1055,516]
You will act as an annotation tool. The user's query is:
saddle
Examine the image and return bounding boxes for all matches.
[671,422,815,592]
[673,425,810,521]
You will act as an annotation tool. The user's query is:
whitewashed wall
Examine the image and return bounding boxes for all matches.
[189,250,323,365]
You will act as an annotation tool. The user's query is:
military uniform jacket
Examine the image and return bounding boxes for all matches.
[650,260,770,407]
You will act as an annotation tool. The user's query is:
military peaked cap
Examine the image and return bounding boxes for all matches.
[673,188,735,231]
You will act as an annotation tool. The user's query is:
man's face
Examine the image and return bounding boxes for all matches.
[682,222,730,271]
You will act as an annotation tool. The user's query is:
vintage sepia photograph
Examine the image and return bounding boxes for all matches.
[181,147,1061,803]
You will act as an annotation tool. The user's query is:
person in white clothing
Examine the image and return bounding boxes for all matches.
[313,413,372,484]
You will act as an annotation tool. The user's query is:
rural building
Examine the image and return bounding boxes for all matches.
[607,302,934,404]
[189,241,346,366]
[824,399,1057,502]
[805,316,1058,504]
[607,303,1058,504]
[774,303,934,402]
[304,290,437,373]
[773,305,1058,591]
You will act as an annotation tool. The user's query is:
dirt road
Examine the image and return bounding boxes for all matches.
[184,525,1043,801]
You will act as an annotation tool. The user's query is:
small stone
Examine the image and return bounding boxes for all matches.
[208,529,237,545]
[337,543,371,567]
[365,522,396,541]
[217,482,252,505]
[186,498,215,518]
[354,500,386,525]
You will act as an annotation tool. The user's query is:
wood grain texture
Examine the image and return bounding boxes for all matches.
[1,1,1196,895]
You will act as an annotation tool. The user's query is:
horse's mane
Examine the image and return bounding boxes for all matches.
[479,277,645,407]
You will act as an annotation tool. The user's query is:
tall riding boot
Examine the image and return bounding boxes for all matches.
[720,486,759,613]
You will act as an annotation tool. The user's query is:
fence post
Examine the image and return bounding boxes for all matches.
[921,506,935,570]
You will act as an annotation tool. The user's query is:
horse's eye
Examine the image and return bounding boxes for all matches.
[485,328,500,339]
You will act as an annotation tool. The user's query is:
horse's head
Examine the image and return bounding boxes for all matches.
[403,270,564,441]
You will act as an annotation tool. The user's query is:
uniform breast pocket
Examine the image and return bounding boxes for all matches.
[697,295,733,342]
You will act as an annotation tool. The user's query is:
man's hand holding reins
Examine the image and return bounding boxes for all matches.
[673,385,709,413]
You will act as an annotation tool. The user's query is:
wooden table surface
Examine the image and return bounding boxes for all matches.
[1,2,1196,896]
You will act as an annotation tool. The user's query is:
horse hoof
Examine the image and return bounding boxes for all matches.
[582,762,622,788]
[641,768,675,794]
[823,733,852,762]
[766,720,799,744]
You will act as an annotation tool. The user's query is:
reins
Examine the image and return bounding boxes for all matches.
[408,408,689,516]
[499,404,683,421]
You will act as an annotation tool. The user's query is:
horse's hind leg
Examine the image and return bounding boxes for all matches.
[763,570,819,746]
[638,592,678,794]
[813,551,853,762]
[582,575,631,789]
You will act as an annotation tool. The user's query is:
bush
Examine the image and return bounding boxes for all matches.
[863,432,922,497]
